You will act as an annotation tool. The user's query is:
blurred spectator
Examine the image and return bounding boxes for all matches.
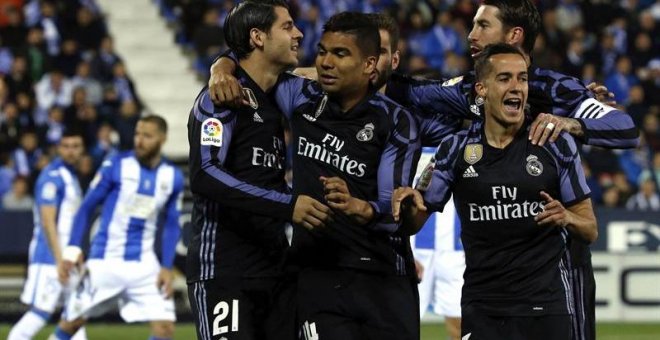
[4,56,33,99]
[65,87,98,145]
[612,171,635,204]
[0,102,21,152]
[630,32,655,70]
[641,110,660,151]
[562,38,586,78]
[604,55,639,104]
[192,7,224,79]
[66,6,107,52]
[425,10,464,71]
[541,9,567,58]
[0,36,14,74]
[1,176,33,211]
[90,35,121,82]
[34,69,73,124]
[11,130,42,178]
[71,60,103,105]
[626,171,660,211]
[54,38,82,77]
[0,5,27,50]
[0,152,15,198]
[15,91,35,126]
[98,83,119,120]
[602,186,623,208]
[556,0,584,34]
[583,161,603,204]
[639,59,660,107]
[77,153,94,190]
[37,105,65,147]
[626,85,647,125]
[114,100,140,150]
[37,0,62,56]
[111,61,140,105]
[298,3,323,65]
[88,122,118,169]
[19,26,51,82]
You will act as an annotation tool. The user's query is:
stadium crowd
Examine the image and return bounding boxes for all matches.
[0,0,142,210]
[1,0,658,211]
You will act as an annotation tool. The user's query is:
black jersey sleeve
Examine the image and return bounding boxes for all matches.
[420,132,465,212]
[188,88,295,220]
[544,133,592,207]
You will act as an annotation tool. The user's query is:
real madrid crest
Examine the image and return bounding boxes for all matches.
[242,88,259,110]
[356,123,375,142]
[464,144,483,164]
[526,155,543,176]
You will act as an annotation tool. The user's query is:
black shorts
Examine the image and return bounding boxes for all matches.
[187,275,296,340]
[297,268,419,340]
[461,306,571,340]
[571,262,596,340]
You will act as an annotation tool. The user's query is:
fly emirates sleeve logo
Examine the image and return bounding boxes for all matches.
[468,186,545,222]
[297,133,367,177]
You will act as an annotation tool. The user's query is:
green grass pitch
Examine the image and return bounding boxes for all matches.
[1,322,660,339]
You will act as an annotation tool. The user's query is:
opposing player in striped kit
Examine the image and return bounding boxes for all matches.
[8,130,87,340]
[51,115,184,340]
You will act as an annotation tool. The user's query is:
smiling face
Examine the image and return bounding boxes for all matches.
[315,31,375,98]
[262,6,303,69]
[475,53,528,128]
[468,5,508,58]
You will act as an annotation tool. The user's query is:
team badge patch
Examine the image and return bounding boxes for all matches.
[41,182,57,200]
[442,76,463,87]
[201,118,223,147]
[242,88,258,109]
[356,123,375,142]
[464,144,483,164]
[525,155,543,176]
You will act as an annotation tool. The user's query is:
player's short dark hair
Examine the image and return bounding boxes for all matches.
[474,43,526,81]
[483,0,540,54]
[322,12,380,59]
[224,0,290,59]
[61,127,85,140]
[140,114,168,134]
[367,13,399,52]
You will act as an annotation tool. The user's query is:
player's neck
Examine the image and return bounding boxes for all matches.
[139,154,162,169]
[484,117,523,149]
[336,86,369,112]
[240,55,284,92]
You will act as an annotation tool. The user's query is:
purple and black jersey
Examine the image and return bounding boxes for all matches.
[420,119,591,316]
[385,66,639,149]
[274,73,421,275]
[186,67,293,283]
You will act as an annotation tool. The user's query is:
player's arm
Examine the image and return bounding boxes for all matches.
[157,172,184,298]
[529,76,639,148]
[536,133,598,243]
[189,88,329,226]
[35,177,65,274]
[369,106,422,233]
[385,73,471,120]
[535,192,597,243]
[208,51,246,107]
[397,134,461,235]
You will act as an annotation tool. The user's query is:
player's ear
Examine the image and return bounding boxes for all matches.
[249,28,265,49]
[475,81,486,98]
[364,55,377,75]
[507,26,524,48]
[391,50,401,71]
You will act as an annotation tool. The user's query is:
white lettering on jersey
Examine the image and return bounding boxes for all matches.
[297,137,367,177]
[123,194,158,219]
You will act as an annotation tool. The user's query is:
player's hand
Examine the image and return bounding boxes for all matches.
[157,268,174,299]
[414,259,424,283]
[586,82,616,106]
[392,187,426,222]
[529,113,573,146]
[293,195,332,230]
[208,57,248,107]
[321,176,373,224]
[57,259,80,285]
[535,191,571,228]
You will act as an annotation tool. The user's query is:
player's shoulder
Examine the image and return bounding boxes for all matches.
[531,66,589,92]
[36,160,65,184]
[434,128,471,166]
[193,86,234,120]
[279,71,322,95]
[542,131,580,162]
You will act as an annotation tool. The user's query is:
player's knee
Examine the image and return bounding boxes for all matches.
[150,320,175,338]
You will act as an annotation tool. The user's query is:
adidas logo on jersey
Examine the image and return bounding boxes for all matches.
[463,165,478,178]
[253,112,264,123]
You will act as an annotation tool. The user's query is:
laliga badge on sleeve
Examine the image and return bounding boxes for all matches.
[201,118,223,147]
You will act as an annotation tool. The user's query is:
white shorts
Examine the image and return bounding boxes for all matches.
[64,255,176,323]
[21,264,65,313]
[414,249,465,318]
